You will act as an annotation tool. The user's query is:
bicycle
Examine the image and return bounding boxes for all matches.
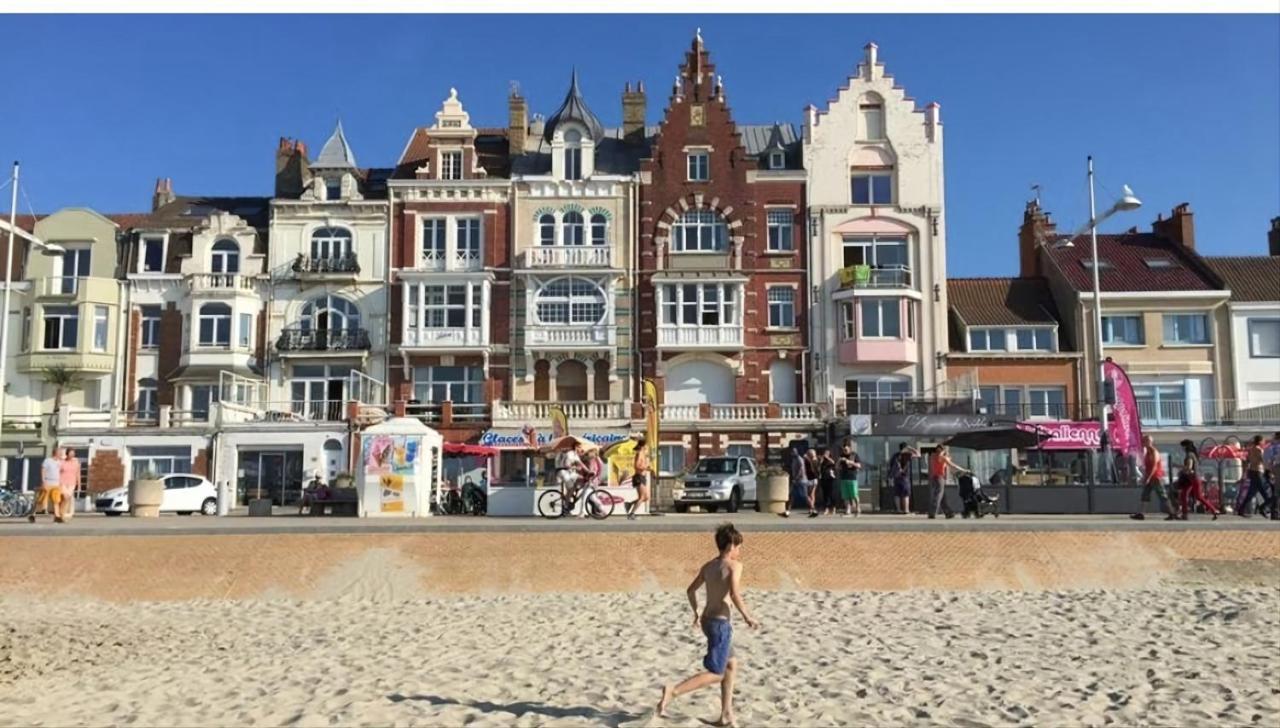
[537,481,615,520]
[434,485,486,516]
[0,483,34,518]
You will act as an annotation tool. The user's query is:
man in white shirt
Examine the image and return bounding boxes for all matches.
[30,447,66,524]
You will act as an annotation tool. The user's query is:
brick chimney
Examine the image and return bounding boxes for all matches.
[1152,202,1195,250]
[508,87,527,157]
[1018,199,1056,278]
[151,177,174,211]
[274,137,309,198]
[1269,216,1280,256]
[622,80,647,144]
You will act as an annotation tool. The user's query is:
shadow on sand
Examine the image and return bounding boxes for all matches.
[387,693,647,727]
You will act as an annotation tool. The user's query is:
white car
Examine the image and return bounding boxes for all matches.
[95,474,219,516]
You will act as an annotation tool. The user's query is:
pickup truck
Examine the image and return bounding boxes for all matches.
[673,456,757,513]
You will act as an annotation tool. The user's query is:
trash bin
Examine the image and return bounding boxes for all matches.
[247,498,272,517]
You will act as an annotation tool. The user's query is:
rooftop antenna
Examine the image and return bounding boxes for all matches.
[1031,183,1042,206]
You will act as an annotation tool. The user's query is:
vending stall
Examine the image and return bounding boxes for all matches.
[356,417,444,518]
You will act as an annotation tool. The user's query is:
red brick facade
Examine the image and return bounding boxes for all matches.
[157,302,184,406]
[88,449,125,492]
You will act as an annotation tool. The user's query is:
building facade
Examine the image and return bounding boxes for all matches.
[1203,221,1280,416]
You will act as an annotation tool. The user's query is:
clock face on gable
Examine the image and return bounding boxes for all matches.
[690,104,705,127]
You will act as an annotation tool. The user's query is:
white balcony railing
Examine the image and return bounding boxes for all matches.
[779,403,826,420]
[657,325,743,348]
[524,246,614,268]
[660,403,827,423]
[526,325,615,348]
[188,273,256,292]
[417,250,482,272]
[493,401,629,421]
[660,404,701,421]
[401,328,486,348]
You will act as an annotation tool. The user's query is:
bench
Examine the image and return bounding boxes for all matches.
[305,487,358,517]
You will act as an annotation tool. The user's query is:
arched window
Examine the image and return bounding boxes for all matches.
[136,377,158,419]
[562,212,585,246]
[671,210,728,252]
[539,214,556,246]
[563,128,583,181]
[859,92,885,140]
[210,239,240,273]
[556,360,587,401]
[535,277,606,326]
[311,227,353,261]
[300,294,360,331]
[590,213,608,246]
[198,303,232,346]
[533,360,551,401]
[593,358,610,401]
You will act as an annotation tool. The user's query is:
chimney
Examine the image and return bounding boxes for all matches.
[151,177,175,211]
[864,42,879,80]
[1018,199,1057,278]
[508,86,527,157]
[925,102,941,143]
[1152,202,1195,250]
[622,80,647,144]
[1269,216,1280,256]
[274,137,309,198]
[528,114,545,147]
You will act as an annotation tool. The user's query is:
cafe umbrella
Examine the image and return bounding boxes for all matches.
[943,427,1050,451]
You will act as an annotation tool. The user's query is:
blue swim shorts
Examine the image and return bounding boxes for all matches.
[702,619,733,675]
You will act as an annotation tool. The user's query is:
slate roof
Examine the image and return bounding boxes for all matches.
[1203,256,1280,302]
[511,126,652,176]
[737,123,802,169]
[1042,232,1221,293]
[313,120,358,169]
[543,70,605,144]
[393,129,511,180]
[948,277,1062,327]
[143,196,272,231]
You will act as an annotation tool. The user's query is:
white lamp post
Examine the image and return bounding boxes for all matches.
[0,161,65,464]
[1057,156,1141,481]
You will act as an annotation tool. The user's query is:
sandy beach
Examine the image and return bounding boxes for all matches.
[2,558,1277,728]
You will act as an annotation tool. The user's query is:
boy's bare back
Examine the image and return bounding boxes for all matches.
[698,557,739,623]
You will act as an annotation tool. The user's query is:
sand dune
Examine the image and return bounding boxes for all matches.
[2,581,1277,727]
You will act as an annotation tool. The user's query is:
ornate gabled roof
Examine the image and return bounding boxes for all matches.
[313,120,358,169]
[543,69,605,144]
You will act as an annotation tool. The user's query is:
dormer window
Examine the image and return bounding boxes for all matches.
[210,239,240,274]
[325,178,342,201]
[564,129,583,181]
[139,235,166,274]
[768,151,785,170]
[441,151,463,180]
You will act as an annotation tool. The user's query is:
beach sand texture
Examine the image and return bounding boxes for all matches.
[0,531,1277,727]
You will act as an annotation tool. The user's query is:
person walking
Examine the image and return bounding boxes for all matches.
[626,438,651,520]
[837,439,863,517]
[803,449,821,518]
[817,447,837,516]
[927,445,964,519]
[1132,435,1177,520]
[59,448,81,522]
[1264,432,1280,520]
[656,523,759,727]
[1175,439,1217,520]
[30,447,65,524]
[1238,435,1271,518]
[780,445,804,518]
[889,443,917,515]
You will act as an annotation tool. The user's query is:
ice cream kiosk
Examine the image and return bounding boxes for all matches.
[356,417,444,517]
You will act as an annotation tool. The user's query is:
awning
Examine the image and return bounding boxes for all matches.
[166,363,262,383]
[443,442,498,457]
[944,427,1048,451]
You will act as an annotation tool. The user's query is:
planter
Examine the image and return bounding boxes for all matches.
[129,478,164,518]
[759,474,790,514]
[333,475,353,489]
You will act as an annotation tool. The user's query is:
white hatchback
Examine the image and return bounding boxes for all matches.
[95,474,219,516]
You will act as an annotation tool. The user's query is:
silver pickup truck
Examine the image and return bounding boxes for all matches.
[672,456,757,513]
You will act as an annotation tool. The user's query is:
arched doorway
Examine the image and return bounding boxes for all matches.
[556,360,588,402]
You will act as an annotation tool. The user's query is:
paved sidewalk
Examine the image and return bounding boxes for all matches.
[4,510,1276,537]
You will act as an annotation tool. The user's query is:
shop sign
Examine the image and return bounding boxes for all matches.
[478,430,629,449]
[872,413,990,436]
[1017,421,1102,450]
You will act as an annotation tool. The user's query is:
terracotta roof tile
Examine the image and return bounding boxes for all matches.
[948,277,1061,327]
[1043,232,1220,292]
[1203,256,1280,302]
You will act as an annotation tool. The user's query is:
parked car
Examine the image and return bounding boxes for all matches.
[96,474,219,516]
[673,457,757,513]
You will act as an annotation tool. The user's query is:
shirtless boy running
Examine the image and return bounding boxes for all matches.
[657,523,760,727]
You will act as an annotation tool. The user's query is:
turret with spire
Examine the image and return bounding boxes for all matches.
[312,120,358,170]
[543,69,605,144]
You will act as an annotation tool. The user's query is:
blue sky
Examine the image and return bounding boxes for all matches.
[2,14,1277,275]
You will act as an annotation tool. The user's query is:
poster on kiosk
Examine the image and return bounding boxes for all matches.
[357,417,444,517]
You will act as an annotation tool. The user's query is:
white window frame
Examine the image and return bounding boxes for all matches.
[421,217,447,263]
[140,305,161,349]
[136,379,159,419]
[417,283,481,329]
[412,365,483,404]
[325,177,342,201]
[440,150,463,180]
[671,210,728,253]
[197,303,232,348]
[129,446,192,478]
[840,301,855,341]
[137,235,167,275]
[238,312,253,349]
[562,212,585,246]
[658,444,685,475]
[538,214,556,247]
[860,298,901,339]
[766,286,796,329]
[660,283,739,327]
[1027,386,1067,420]
[859,103,885,140]
[92,305,109,351]
[1162,312,1210,345]
[535,277,607,326]
[767,151,785,170]
[850,171,894,205]
[311,227,353,261]
[968,328,1009,352]
[56,245,91,294]
[455,217,482,263]
[42,305,79,351]
[1248,318,1280,358]
[590,213,608,246]
[210,239,240,274]
[1101,314,1145,346]
[766,209,794,252]
[20,307,31,352]
[686,150,710,181]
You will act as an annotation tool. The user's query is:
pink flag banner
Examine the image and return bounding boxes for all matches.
[1103,359,1144,459]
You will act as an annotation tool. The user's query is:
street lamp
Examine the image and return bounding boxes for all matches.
[1056,156,1142,482]
[0,161,65,461]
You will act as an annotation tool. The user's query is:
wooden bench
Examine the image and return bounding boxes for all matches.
[305,488,358,516]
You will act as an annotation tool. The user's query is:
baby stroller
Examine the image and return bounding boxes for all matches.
[958,473,999,518]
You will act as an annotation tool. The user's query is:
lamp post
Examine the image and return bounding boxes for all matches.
[1058,156,1141,482]
[0,161,65,461]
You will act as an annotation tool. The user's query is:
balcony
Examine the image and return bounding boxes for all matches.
[35,276,117,304]
[658,402,826,427]
[522,245,614,269]
[405,401,490,427]
[837,265,913,290]
[56,405,211,431]
[526,324,616,349]
[291,253,360,279]
[401,328,486,349]
[187,273,258,295]
[840,395,979,416]
[493,401,630,423]
[1135,398,1280,428]
[656,325,743,349]
[276,327,371,354]
[418,250,483,273]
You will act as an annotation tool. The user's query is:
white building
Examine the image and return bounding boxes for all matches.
[803,42,949,415]
[1205,248,1280,414]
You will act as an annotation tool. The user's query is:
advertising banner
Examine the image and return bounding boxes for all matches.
[643,379,659,478]
[1016,420,1102,450]
[1103,359,1144,460]
[362,434,418,514]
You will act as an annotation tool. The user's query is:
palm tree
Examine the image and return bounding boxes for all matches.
[41,364,82,431]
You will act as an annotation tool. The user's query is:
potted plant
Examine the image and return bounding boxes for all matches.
[332,472,354,489]
[758,464,790,514]
[130,469,164,518]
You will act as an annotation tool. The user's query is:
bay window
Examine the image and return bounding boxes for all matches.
[845,377,911,414]
[93,305,109,351]
[197,303,232,347]
[661,283,739,327]
[42,306,78,350]
[860,298,901,338]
